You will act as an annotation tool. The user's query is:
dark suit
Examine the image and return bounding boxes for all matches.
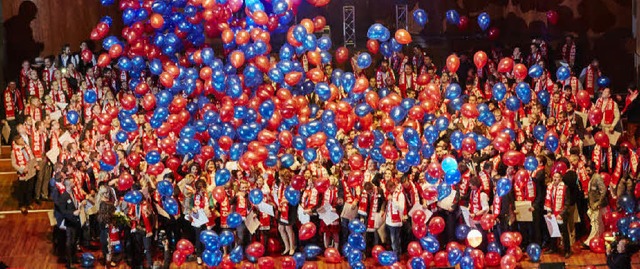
[532,168,547,245]
[55,191,80,266]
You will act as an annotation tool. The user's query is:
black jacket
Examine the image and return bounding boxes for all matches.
[55,191,81,228]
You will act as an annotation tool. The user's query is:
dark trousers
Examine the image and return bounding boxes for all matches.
[65,226,79,265]
[100,226,109,259]
[532,206,544,246]
[131,230,153,267]
[236,222,249,248]
[194,224,206,255]
[438,209,459,247]
[387,225,402,256]
[17,177,35,207]
[158,215,180,248]
[518,221,533,247]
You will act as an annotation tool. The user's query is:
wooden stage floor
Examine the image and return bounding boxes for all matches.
[0,211,638,269]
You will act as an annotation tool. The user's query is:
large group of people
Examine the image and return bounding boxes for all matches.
[5,20,640,269]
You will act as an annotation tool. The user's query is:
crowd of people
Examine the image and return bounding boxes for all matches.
[5,30,640,269]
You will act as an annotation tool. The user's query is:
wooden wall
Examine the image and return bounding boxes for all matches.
[1,0,122,84]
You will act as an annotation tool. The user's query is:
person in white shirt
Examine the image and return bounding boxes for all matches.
[384,180,405,256]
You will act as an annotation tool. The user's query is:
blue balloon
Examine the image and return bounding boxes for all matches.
[496,178,512,197]
[280,153,295,168]
[445,83,462,99]
[410,257,427,269]
[348,219,366,233]
[356,53,372,69]
[597,76,610,87]
[285,186,300,205]
[159,197,177,216]
[505,96,521,111]
[367,23,388,41]
[487,242,502,254]
[420,235,440,253]
[249,189,263,205]
[342,72,356,93]
[492,82,507,101]
[516,82,532,104]
[545,135,559,151]
[451,130,464,150]
[229,245,243,263]
[556,66,570,81]
[537,90,550,107]
[348,233,366,250]
[435,116,450,131]
[124,190,142,204]
[304,244,322,259]
[460,256,474,269]
[445,169,462,185]
[524,156,539,171]
[66,110,80,125]
[448,247,462,266]
[477,12,490,31]
[526,243,541,262]
[81,252,95,268]
[84,89,97,104]
[227,212,242,229]
[619,194,635,214]
[413,9,428,26]
[157,180,174,197]
[442,157,458,173]
[446,10,460,25]
[378,251,397,266]
[528,64,543,78]
[199,230,217,245]
[533,125,547,142]
[215,169,231,186]
[145,150,161,165]
[437,183,452,200]
[455,224,471,240]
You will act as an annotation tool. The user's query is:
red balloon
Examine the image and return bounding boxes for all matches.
[428,216,446,235]
[500,254,517,269]
[371,245,385,260]
[313,16,326,31]
[547,10,559,25]
[461,103,479,118]
[594,131,610,148]
[589,108,604,126]
[172,251,186,266]
[503,150,525,166]
[474,51,488,69]
[487,26,500,40]
[434,251,449,267]
[324,248,341,263]
[497,57,514,73]
[257,257,275,269]
[461,137,477,155]
[299,223,317,241]
[458,16,469,31]
[126,153,141,168]
[407,241,422,257]
[230,50,245,68]
[366,39,379,54]
[485,251,501,267]
[513,63,527,80]
[120,93,137,110]
[335,46,349,64]
[395,29,412,45]
[315,177,330,193]
[590,236,606,253]
[281,257,296,269]
[576,90,591,109]
[552,161,568,175]
[117,172,134,191]
[506,246,523,261]
[246,242,265,257]
[420,251,434,265]
[480,214,496,230]
[81,50,93,63]
[446,54,460,73]
[212,186,227,202]
[346,171,364,188]
[500,232,518,248]
[412,224,428,238]
[176,239,195,255]
[102,150,117,166]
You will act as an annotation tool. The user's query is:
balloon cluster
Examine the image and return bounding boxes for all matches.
[340,219,368,268]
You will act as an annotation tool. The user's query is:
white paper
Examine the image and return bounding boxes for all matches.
[340,204,358,220]
[245,211,260,234]
[318,204,340,225]
[58,131,73,146]
[225,161,238,171]
[437,190,457,211]
[515,201,533,222]
[257,202,275,217]
[373,212,383,229]
[408,203,433,225]
[191,209,209,227]
[545,215,561,238]
[56,102,68,110]
[46,147,60,164]
[460,206,472,226]
[297,206,310,224]
[49,110,62,120]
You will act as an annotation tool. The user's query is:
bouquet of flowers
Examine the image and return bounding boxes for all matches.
[113,211,130,228]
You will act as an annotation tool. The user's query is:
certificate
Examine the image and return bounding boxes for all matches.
[318,204,339,225]
[340,204,358,220]
[191,209,209,227]
[373,212,383,229]
[297,207,310,224]
[544,215,561,238]
[257,202,275,217]
[58,131,73,146]
[515,201,533,222]
[460,206,472,226]
[46,147,60,164]
[245,211,260,234]
[49,110,62,121]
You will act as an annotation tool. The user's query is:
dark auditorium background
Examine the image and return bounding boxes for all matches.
[0,0,636,92]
